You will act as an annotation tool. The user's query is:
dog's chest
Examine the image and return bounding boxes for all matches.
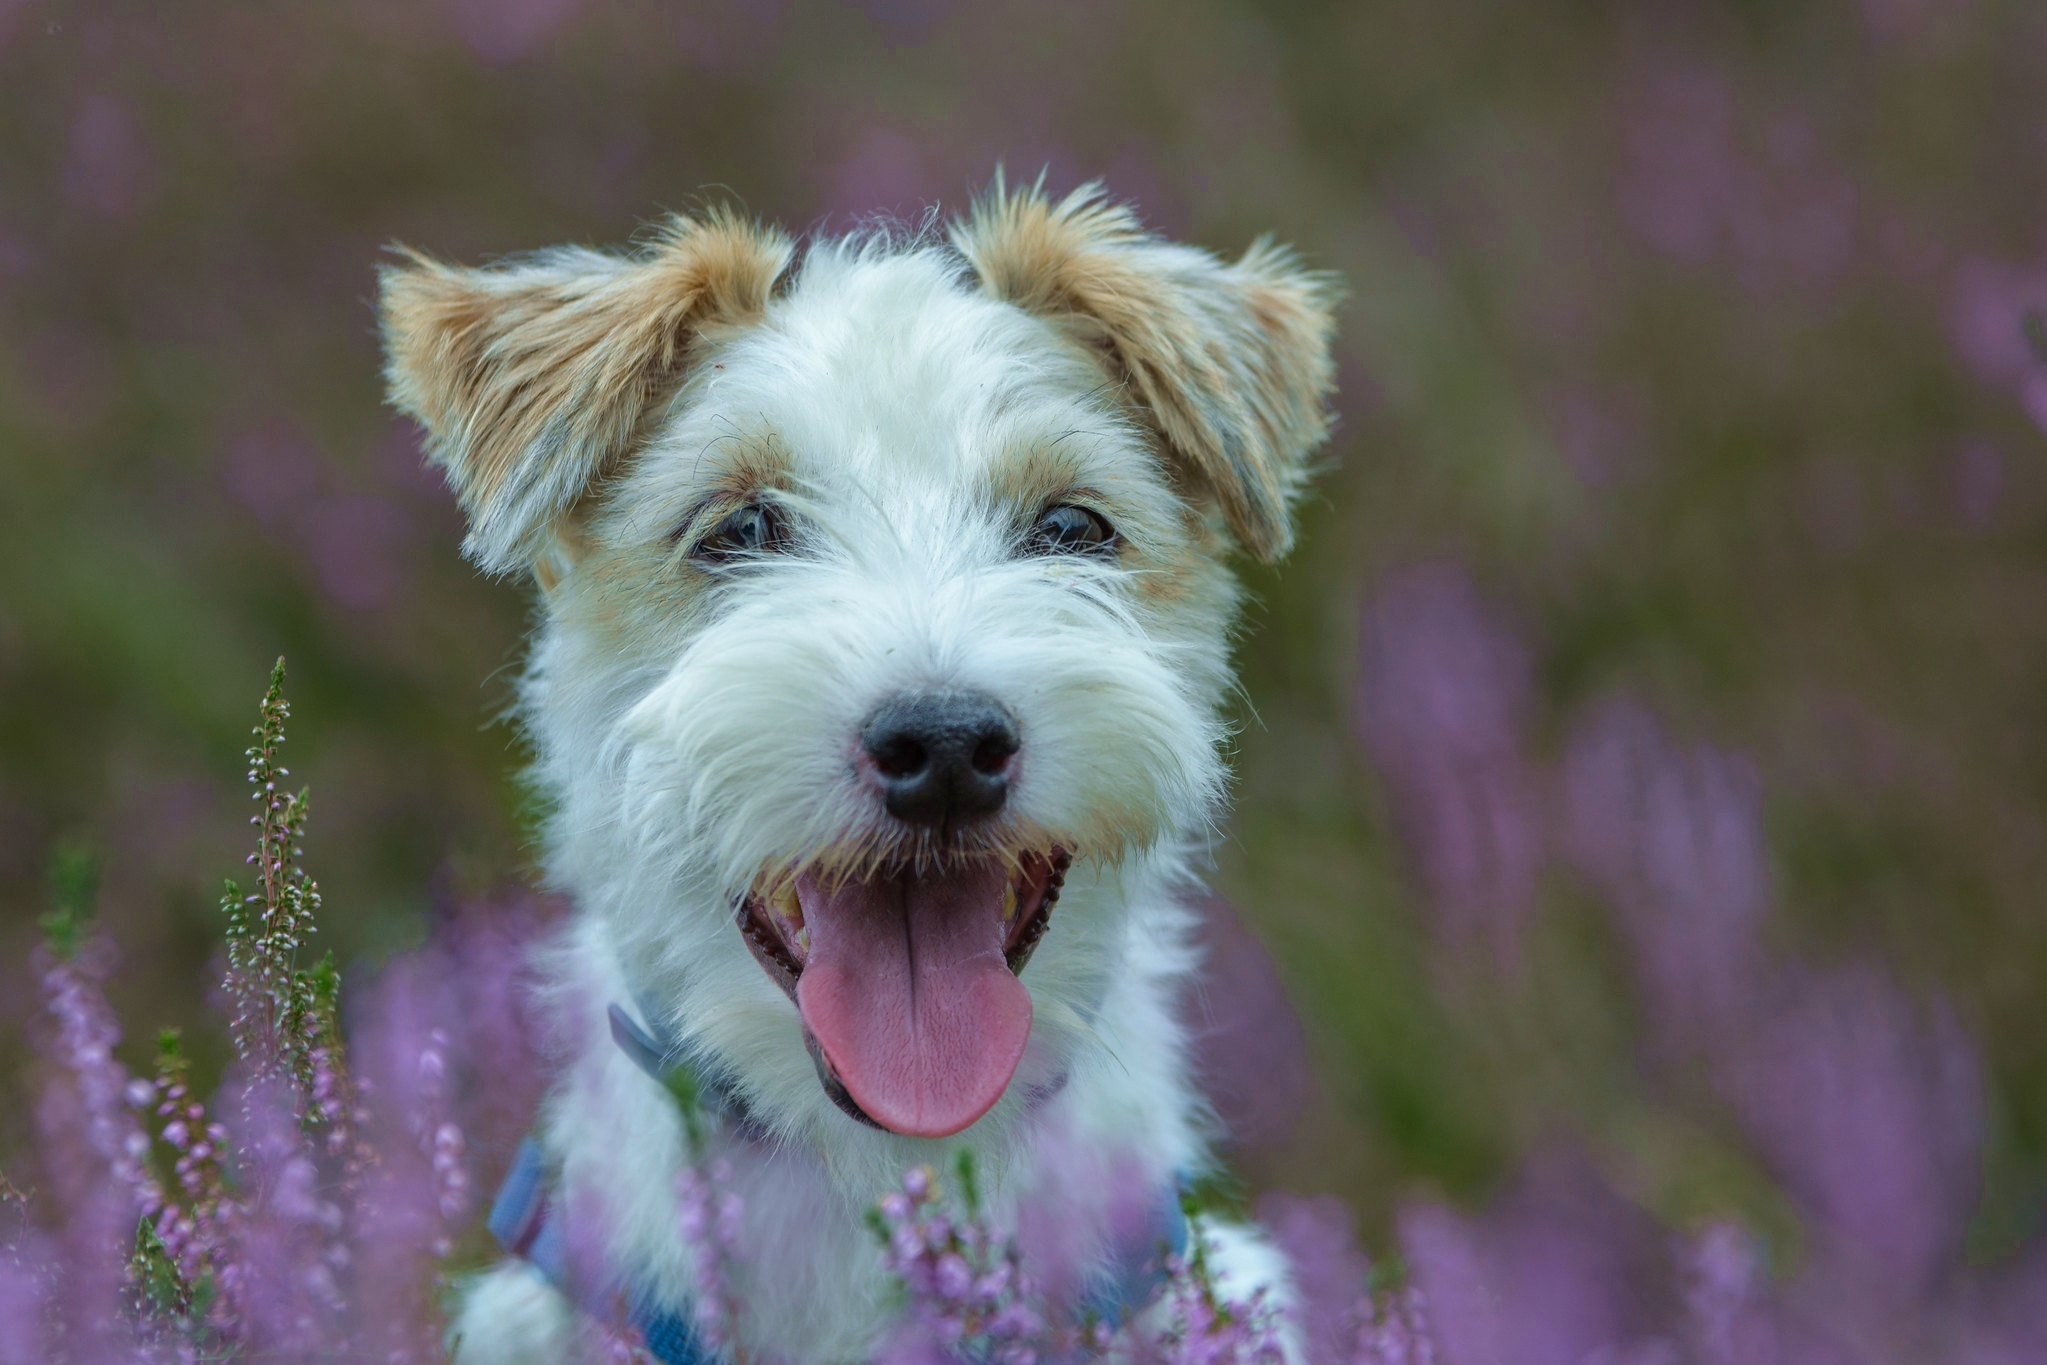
[545,1031,1190,1363]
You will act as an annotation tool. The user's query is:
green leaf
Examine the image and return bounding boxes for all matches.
[953,1148,981,1221]
[131,1216,192,1319]
[662,1062,706,1152]
[39,837,99,959]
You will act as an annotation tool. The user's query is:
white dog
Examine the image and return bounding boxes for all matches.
[378,179,1337,1364]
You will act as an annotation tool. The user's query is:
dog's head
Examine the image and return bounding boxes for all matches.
[380,183,1337,1143]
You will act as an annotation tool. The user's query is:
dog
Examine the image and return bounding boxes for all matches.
[377,178,1338,1363]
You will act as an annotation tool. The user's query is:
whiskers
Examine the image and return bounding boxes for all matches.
[747,815,1070,898]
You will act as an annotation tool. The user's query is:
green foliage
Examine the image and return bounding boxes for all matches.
[952,1148,982,1222]
[153,1026,190,1092]
[1175,1186,1237,1327]
[659,1057,709,1154]
[220,659,326,1093]
[130,1217,193,1322]
[39,839,100,961]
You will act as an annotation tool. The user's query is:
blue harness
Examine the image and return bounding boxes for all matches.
[491,1131,716,1362]
[488,1004,1187,1364]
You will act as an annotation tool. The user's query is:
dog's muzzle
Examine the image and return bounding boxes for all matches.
[738,848,1068,1138]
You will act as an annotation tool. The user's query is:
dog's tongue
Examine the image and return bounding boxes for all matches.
[794,863,1031,1138]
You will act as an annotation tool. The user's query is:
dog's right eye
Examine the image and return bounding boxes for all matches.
[689,502,788,564]
[1025,504,1117,558]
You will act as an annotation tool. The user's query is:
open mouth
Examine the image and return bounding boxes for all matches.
[737,848,1069,1138]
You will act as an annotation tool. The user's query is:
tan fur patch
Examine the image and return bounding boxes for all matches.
[952,180,1339,562]
[379,207,793,575]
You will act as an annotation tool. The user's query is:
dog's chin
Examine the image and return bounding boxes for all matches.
[736,848,1069,1138]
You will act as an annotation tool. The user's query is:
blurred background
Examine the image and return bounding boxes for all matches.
[2,0,2045,1354]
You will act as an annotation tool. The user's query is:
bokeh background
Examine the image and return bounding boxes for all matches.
[4,0,2046,1354]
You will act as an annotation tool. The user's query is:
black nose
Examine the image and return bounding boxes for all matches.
[861,690,1020,829]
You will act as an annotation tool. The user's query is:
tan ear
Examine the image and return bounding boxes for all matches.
[378,208,793,576]
[952,180,1339,562]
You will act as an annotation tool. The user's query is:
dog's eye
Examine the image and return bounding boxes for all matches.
[1026,504,1117,558]
[691,502,788,563]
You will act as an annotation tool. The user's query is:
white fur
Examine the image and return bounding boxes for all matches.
[443,239,1302,1363]
[449,1262,576,1363]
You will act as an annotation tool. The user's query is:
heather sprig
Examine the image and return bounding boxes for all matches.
[867,1155,1329,1365]
[415,1028,471,1258]
[299,949,368,1170]
[220,657,325,1099]
[1145,1199,1287,1365]
[1347,1288,1435,1365]
[10,659,498,1362]
[33,917,164,1238]
[134,1029,237,1331]
[656,1055,746,1358]
[872,1159,1049,1364]
[675,1157,744,1356]
[28,867,174,1359]
[218,662,370,1189]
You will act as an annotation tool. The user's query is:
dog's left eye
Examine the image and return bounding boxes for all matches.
[690,502,788,563]
[1026,504,1117,558]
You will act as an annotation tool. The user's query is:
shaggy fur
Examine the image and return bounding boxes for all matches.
[380,208,794,576]
[378,180,1338,1364]
[954,178,1337,563]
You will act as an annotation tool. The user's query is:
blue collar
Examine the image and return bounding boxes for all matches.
[488,1134,718,1363]
[607,1001,773,1142]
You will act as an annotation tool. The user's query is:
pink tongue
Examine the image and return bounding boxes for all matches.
[794,863,1032,1138]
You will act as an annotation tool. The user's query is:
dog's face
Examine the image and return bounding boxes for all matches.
[380,185,1336,1143]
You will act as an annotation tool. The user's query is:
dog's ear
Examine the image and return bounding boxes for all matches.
[952,180,1339,562]
[378,209,793,577]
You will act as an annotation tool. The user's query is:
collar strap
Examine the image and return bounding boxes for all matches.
[606,1002,772,1143]
[487,1136,715,1364]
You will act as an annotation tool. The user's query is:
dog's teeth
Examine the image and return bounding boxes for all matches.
[773,879,803,931]
[1002,882,1018,924]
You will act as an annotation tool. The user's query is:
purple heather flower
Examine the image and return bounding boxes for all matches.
[1149,1249,1289,1365]
[676,1158,744,1349]
[873,1162,1062,1359]
[1718,964,1982,1298]
[33,941,162,1225]
[1354,1288,1438,1365]
[1949,1244,2047,1364]
[1949,258,2047,434]
[1182,894,1313,1155]
[1560,696,1772,1046]
[29,943,169,1359]
[1680,1223,1781,1365]
[1257,1194,1377,1365]
[228,1077,343,1353]
[1616,50,1858,292]
[0,1246,48,1365]
[1354,565,1544,968]
[1400,1158,1672,1365]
